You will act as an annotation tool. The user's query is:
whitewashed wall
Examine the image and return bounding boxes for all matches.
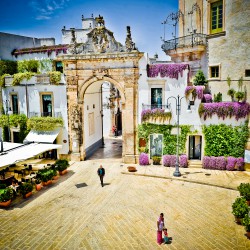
[84,81,103,149]
[1,76,69,155]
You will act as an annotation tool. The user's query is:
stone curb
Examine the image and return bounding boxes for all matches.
[121,171,238,191]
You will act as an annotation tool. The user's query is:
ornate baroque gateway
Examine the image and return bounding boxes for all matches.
[58,15,143,163]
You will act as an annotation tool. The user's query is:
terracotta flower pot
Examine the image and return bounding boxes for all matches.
[127,166,137,172]
[0,200,11,207]
[246,231,250,239]
[42,180,52,186]
[36,183,42,191]
[59,169,68,175]
[24,191,32,198]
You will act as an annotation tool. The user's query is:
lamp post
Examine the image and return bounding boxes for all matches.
[166,95,191,177]
[5,100,12,142]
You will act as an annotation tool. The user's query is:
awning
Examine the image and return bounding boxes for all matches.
[24,128,61,144]
[0,143,62,169]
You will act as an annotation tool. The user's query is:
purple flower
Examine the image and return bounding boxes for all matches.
[199,102,250,120]
[139,153,149,165]
[185,86,195,96]
[195,86,204,99]
[235,157,244,169]
[163,155,171,167]
[141,108,171,122]
[202,156,211,169]
[179,154,188,168]
[147,63,189,79]
[202,94,212,103]
[226,157,237,171]
[215,156,227,170]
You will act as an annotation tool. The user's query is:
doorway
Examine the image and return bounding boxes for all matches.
[189,135,202,160]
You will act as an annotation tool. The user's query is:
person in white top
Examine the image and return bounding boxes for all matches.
[157,213,165,244]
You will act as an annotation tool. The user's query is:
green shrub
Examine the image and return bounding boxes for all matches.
[152,156,161,165]
[232,197,249,218]
[55,159,69,171]
[237,183,250,200]
[0,187,14,202]
[242,214,250,232]
[19,182,33,196]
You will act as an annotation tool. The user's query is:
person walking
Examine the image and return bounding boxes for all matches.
[97,165,105,187]
[157,213,165,244]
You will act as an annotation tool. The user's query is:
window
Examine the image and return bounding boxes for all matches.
[56,61,63,73]
[210,1,223,34]
[42,94,52,116]
[245,70,250,77]
[11,94,18,114]
[151,88,162,109]
[210,66,220,78]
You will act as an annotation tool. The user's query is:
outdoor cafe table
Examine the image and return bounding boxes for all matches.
[24,174,36,181]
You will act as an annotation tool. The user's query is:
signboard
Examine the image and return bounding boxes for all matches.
[244,150,250,163]
[150,134,163,158]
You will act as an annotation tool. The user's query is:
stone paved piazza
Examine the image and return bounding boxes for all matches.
[0,158,250,249]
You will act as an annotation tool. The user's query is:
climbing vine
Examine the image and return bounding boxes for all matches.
[137,123,191,155]
[202,122,249,157]
[27,117,63,131]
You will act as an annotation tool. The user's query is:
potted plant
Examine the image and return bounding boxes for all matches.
[39,169,54,186]
[232,197,249,224]
[19,182,33,198]
[237,183,250,205]
[35,178,42,191]
[242,214,250,238]
[0,187,14,207]
[152,156,161,165]
[55,159,69,175]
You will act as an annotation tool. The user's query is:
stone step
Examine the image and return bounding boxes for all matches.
[188,160,202,168]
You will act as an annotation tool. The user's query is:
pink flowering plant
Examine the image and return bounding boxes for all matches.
[139,153,149,166]
[226,157,237,171]
[235,157,244,170]
[202,94,212,103]
[141,108,172,123]
[147,64,189,79]
[179,154,188,168]
[202,156,244,171]
[199,102,250,120]
[195,86,204,99]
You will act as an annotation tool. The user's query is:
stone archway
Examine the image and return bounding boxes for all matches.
[61,52,143,163]
[58,17,144,163]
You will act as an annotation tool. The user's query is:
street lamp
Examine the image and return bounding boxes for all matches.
[5,100,13,142]
[166,95,191,177]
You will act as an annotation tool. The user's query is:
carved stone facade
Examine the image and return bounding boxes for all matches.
[59,52,143,163]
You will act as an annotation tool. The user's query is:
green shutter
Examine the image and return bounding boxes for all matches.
[211,1,223,34]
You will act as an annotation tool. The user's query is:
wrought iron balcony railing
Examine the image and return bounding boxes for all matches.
[142,104,169,110]
[29,112,62,118]
[161,33,207,51]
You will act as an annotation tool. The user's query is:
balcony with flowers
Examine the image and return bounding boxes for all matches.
[141,107,172,124]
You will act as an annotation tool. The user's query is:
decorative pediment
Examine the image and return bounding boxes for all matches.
[67,16,138,54]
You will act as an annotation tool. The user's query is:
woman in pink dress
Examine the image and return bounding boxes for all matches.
[157,213,165,244]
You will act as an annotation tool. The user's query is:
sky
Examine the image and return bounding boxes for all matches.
[0,0,178,59]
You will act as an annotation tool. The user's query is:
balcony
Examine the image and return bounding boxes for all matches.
[29,112,62,118]
[161,33,207,58]
[141,104,171,124]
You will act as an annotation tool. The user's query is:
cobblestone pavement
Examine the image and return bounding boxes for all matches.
[0,158,250,250]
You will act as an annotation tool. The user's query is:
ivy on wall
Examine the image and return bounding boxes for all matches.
[202,122,249,158]
[27,117,63,131]
[0,60,17,76]
[137,123,191,155]
[0,114,28,142]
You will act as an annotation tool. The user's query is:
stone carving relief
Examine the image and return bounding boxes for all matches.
[70,104,82,131]
[125,26,136,52]
[66,15,139,55]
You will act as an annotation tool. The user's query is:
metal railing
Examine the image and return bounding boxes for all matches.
[29,112,62,118]
[142,104,169,110]
[161,33,207,51]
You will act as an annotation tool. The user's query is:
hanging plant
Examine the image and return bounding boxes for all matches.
[141,108,172,123]
[199,102,250,120]
[0,74,10,87]
[12,72,35,86]
[202,94,212,103]
[48,71,61,85]
[147,63,189,79]
[27,116,63,131]
[17,59,39,73]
